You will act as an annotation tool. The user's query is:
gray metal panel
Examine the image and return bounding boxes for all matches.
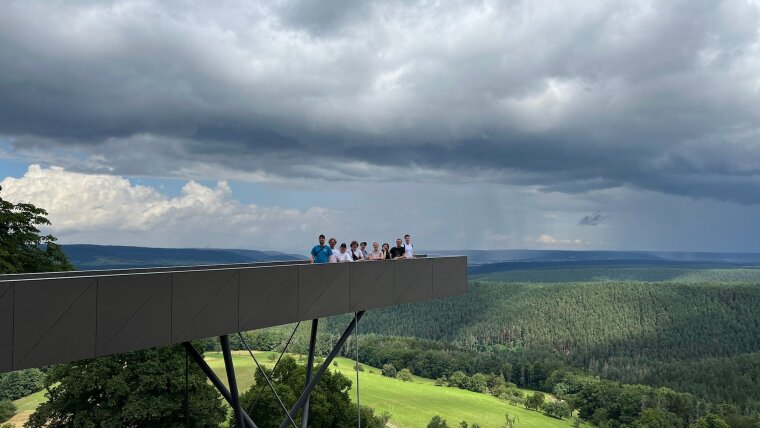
[239,265,299,330]
[0,256,466,373]
[172,269,239,343]
[393,259,433,304]
[14,277,97,370]
[96,274,172,357]
[298,264,349,320]
[433,257,468,298]
[0,283,12,372]
[349,262,394,311]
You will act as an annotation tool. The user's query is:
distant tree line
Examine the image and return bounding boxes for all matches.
[337,335,760,428]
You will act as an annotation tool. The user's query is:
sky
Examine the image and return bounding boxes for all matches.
[1,0,760,254]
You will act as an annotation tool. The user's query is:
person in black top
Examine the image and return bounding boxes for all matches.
[350,240,364,261]
[381,243,392,259]
[390,238,406,259]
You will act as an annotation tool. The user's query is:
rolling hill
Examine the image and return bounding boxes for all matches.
[60,244,304,270]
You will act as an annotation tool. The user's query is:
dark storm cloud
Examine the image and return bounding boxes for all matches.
[579,212,605,226]
[2,0,760,202]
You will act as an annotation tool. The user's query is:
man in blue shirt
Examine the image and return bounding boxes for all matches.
[310,234,333,264]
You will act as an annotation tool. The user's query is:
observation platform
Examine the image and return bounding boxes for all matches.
[0,256,466,373]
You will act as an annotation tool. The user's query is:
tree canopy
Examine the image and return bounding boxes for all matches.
[236,355,388,428]
[0,185,73,274]
[27,344,225,427]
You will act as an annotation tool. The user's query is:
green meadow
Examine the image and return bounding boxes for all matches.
[205,351,584,428]
[9,388,47,427]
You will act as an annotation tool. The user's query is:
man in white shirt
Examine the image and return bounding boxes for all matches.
[404,234,414,258]
[335,243,353,262]
[328,237,338,263]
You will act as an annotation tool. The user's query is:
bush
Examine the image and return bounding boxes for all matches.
[541,400,572,419]
[0,369,45,401]
[355,362,365,372]
[504,394,524,407]
[553,382,570,398]
[448,371,468,388]
[631,408,681,428]
[435,376,447,386]
[382,363,397,378]
[524,392,545,411]
[397,368,413,382]
[428,415,449,428]
[0,400,16,423]
[691,413,730,428]
[470,373,489,393]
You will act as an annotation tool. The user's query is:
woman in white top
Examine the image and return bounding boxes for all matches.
[368,242,383,260]
[350,241,365,261]
[335,243,353,262]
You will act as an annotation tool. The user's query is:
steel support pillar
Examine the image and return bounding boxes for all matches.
[221,335,245,428]
[182,342,258,428]
[279,310,365,428]
[301,319,319,428]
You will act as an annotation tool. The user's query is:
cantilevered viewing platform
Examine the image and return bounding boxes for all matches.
[0,256,467,373]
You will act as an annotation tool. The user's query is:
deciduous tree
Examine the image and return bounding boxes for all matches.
[27,345,225,427]
[0,186,73,274]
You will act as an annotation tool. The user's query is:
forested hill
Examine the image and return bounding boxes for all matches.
[326,265,760,407]
[430,249,760,266]
[60,244,304,270]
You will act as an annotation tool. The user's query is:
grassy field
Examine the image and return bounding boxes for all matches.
[8,351,582,427]
[8,388,47,426]
[206,351,584,428]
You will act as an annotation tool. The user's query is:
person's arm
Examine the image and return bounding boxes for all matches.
[310,247,315,264]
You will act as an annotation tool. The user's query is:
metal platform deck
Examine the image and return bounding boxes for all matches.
[0,256,467,373]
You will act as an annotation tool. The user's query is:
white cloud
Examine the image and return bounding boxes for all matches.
[531,234,586,246]
[0,165,335,251]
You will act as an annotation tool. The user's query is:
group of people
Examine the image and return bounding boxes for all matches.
[310,234,415,263]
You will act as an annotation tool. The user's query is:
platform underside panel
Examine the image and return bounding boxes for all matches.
[0,283,12,372]
[349,261,394,311]
[14,277,97,370]
[239,265,299,330]
[433,257,468,298]
[0,256,466,372]
[96,274,172,357]
[394,258,433,305]
[298,264,350,320]
[172,270,240,344]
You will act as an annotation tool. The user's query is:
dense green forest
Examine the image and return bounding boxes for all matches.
[308,267,760,411]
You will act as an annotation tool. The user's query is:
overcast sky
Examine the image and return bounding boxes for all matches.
[2,0,760,253]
